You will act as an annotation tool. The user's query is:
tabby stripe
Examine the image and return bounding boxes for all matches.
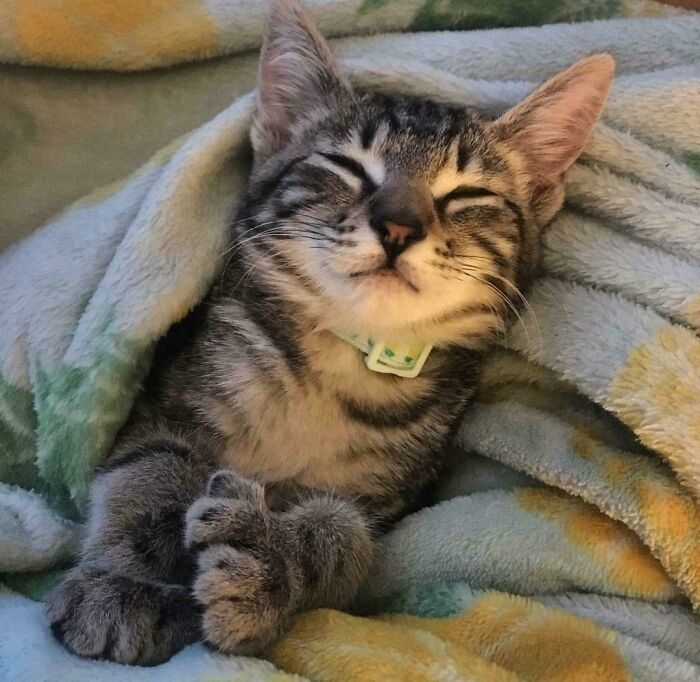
[266,249,324,297]
[490,226,519,247]
[316,152,378,194]
[504,199,526,249]
[339,391,441,430]
[275,194,328,220]
[442,110,462,146]
[360,119,378,149]
[248,155,307,208]
[240,278,307,377]
[434,186,500,215]
[456,140,470,172]
[480,148,507,173]
[469,232,509,268]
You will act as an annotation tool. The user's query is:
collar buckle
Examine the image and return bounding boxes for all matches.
[333,331,432,378]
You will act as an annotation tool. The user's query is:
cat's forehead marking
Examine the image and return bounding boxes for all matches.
[341,137,386,186]
[354,121,390,152]
[430,157,485,197]
[307,153,364,192]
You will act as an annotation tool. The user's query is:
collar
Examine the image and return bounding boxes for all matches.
[332,330,433,378]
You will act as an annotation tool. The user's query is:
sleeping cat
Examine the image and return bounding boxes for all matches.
[46,0,614,666]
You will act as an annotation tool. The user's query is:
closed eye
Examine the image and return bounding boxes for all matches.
[314,152,378,194]
[435,186,502,215]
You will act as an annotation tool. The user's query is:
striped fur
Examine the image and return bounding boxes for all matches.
[46,0,613,666]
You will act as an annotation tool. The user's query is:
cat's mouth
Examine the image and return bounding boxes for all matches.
[348,265,419,293]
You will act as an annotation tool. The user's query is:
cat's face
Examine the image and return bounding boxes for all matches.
[234,0,613,345]
[243,97,525,340]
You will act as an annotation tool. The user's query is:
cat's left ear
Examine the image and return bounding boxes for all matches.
[490,54,614,223]
[252,0,349,161]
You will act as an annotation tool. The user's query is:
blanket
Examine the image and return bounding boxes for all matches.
[1,1,700,680]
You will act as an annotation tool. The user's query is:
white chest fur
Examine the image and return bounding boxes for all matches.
[211,331,435,495]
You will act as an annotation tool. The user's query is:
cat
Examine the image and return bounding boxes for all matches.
[46,0,614,666]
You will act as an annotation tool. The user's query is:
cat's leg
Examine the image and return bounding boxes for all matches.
[185,470,374,654]
[46,435,212,666]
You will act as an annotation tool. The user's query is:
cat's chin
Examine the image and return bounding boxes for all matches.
[313,264,469,338]
[325,287,439,340]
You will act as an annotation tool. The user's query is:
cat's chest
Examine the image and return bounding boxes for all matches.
[209,337,443,493]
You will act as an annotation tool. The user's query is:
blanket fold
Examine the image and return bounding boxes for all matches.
[1,1,699,680]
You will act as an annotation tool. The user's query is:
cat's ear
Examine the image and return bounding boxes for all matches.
[491,54,614,223]
[252,0,349,160]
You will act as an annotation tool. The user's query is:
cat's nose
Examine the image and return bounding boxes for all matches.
[370,177,434,266]
[375,219,425,266]
[385,221,420,245]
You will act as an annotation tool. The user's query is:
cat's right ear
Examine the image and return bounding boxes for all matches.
[252,0,349,161]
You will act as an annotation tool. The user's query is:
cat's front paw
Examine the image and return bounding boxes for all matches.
[185,470,301,654]
[45,567,200,665]
[194,542,299,654]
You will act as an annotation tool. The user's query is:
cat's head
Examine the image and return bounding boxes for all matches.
[234,0,613,346]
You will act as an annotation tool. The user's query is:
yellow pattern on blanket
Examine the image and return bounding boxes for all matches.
[270,598,634,682]
[13,0,219,69]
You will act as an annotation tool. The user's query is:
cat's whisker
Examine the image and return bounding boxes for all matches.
[233,237,324,296]
[220,225,330,287]
[453,270,530,347]
[220,220,298,283]
[450,259,542,353]
[433,261,534,351]
[229,225,328,256]
[477,271,542,354]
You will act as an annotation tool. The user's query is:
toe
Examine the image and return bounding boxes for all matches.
[206,470,265,503]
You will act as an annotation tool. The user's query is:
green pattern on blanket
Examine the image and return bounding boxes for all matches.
[412,0,620,30]
[34,328,152,517]
[0,328,151,519]
[0,382,37,494]
[360,0,620,28]
[1,569,66,602]
[686,152,700,175]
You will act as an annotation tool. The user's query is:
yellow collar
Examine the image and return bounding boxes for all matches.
[332,331,433,378]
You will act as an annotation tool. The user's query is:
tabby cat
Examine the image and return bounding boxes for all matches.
[46,0,614,665]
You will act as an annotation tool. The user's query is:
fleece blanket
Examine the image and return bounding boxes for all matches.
[2,1,700,680]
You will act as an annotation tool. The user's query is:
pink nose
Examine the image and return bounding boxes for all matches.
[384,222,416,245]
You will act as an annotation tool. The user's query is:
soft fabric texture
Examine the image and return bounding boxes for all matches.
[1,0,700,680]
